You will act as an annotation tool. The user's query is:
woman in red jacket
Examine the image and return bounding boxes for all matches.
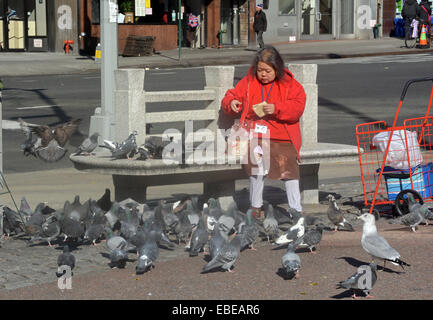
[221,46,306,219]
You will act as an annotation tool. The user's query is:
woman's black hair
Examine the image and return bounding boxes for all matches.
[250,45,286,80]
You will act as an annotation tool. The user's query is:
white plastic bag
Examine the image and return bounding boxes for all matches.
[372,129,423,169]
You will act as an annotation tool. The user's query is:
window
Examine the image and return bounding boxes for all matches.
[279,0,295,15]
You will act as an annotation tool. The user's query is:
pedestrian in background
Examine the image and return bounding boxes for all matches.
[418,0,431,25]
[221,46,306,219]
[253,3,267,49]
[402,0,419,38]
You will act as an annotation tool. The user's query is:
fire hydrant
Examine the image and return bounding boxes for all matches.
[64,40,74,54]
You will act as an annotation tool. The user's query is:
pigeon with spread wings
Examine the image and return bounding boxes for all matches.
[31,118,82,162]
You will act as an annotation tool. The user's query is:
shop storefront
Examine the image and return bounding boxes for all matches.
[0,0,49,51]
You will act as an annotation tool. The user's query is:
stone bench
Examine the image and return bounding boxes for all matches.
[72,64,359,204]
[70,142,359,203]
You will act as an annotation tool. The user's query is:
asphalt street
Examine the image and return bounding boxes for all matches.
[3,54,433,173]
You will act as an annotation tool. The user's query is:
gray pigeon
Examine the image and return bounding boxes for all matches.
[205,198,224,232]
[2,206,25,238]
[238,209,259,251]
[388,206,424,232]
[209,222,228,260]
[56,245,75,277]
[406,192,433,226]
[201,234,242,273]
[28,214,61,247]
[262,202,279,243]
[337,263,377,299]
[83,201,107,245]
[75,132,100,155]
[189,214,209,257]
[298,223,326,254]
[326,194,354,231]
[173,208,193,245]
[281,236,304,279]
[109,241,129,269]
[24,203,47,237]
[275,216,305,245]
[18,117,40,158]
[218,205,236,237]
[19,197,33,222]
[358,213,410,270]
[101,130,138,159]
[136,229,159,274]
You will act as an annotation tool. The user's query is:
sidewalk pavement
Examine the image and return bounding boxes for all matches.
[1,37,432,77]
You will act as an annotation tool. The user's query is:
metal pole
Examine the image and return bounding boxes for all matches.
[178,0,182,60]
[101,0,118,141]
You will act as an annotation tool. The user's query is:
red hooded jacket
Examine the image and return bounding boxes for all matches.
[221,67,306,156]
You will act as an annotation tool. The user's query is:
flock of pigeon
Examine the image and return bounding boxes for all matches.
[1,187,430,299]
[19,118,169,162]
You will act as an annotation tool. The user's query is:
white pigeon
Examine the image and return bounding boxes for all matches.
[358,213,410,270]
[275,216,305,245]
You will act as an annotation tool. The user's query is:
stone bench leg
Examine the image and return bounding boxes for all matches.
[299,163,320,204]
[112,175,147,203]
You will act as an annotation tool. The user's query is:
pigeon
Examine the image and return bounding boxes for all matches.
[298,223,326,254]
[19,197,34,221]
[358,213,410,270]
[218,205,236,237]
[18,118,40,158]
[96,188,113,212]
[75,132,100,155]
[31,118,82,162]
[137,136,173,160]
[275,216,305,245]
[2,206,25,238]
[24,203,47,237]
[189,214,209,257]
[64,196,90,222]
[56,245,76,277]
[238,209,259,251]
[28,214,61,247]
[109,241,129,269]
[281,236,304,279]
[205,198,224,232]
[406,192,433,226]
[337,263,377,299]
[262,202,279,243]
[136,229,159,274]
[173,208,193,245]
[100,130,138,159]
[209,222,228,260]
[326,194,354,231]
[388,206,424,232]
[201,234,242,273]
[83,201,107,245]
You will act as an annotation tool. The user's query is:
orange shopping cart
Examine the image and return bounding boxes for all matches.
[356,77,433,217]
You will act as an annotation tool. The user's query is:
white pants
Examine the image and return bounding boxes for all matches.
[249,175,302,212]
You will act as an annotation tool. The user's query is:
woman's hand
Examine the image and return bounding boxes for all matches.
[230,100,242,113]
[263,103,275,115]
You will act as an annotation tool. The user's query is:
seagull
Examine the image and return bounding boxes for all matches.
[31,118,82,162]
[75,132,100,155]
[358,213,410,270]
[337,263,377,299]
[326,194,354,232]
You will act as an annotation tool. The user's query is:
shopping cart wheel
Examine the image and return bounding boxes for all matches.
[394,189,424,216]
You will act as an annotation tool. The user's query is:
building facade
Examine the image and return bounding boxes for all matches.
[0,1,407,54]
